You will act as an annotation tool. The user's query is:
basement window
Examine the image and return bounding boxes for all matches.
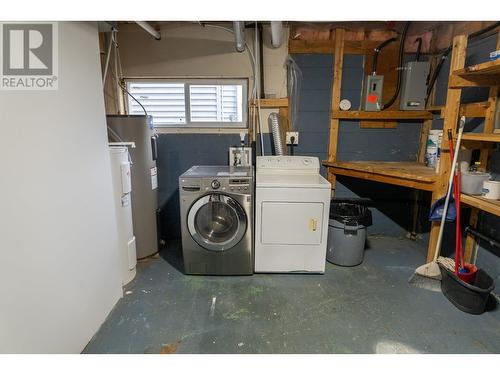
[126,79,247,128]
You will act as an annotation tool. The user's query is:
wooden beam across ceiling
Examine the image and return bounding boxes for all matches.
[288,21,500,55]
[289,39,400,55]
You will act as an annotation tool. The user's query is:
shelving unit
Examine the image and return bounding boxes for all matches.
[454,42,500,261]
[323,28,445,261]
[323,29,500,262]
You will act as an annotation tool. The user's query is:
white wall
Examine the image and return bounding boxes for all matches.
[0,22,122,353]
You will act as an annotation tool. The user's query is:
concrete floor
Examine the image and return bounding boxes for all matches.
[83,236,500,354]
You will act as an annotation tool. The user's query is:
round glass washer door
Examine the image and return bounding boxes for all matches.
[187,194,247,251]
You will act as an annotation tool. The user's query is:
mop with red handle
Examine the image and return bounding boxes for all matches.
[447,130,464,274]
[447,129,477,283]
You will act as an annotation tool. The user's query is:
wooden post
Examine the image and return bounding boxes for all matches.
[418,120,433,163]
[327,28,345,191]
[426,34,468,262]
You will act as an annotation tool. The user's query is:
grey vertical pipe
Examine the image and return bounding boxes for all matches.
[270,21,283,48]
[233,22,246,52]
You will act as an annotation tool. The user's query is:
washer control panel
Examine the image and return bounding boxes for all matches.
[184,177,252,194]
[228,179,251,193]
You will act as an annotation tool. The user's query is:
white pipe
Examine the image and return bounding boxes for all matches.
[233,21,246,52]
[135,21,161,40]
[102,31,114,86]
[270,21,283,48]
[108,142,136,148]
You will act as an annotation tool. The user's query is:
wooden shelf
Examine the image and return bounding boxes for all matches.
[323,161,438,191]
[450,59,500,87]
[461,133,500,142]
[454,59,500,78]
[331,110,433,121]
[461,194,500,217]
[427,105,443,113]
[430,102,490,118]
[249,98,288,108]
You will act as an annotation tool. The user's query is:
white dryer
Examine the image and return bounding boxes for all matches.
[255,156,331,273]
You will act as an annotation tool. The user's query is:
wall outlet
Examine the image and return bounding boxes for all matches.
[286,131,299,145]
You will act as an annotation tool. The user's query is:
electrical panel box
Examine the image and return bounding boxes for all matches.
[400,61,430,111]
[362,75,384,111]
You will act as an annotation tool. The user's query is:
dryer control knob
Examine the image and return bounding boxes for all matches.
[211,180,221,189]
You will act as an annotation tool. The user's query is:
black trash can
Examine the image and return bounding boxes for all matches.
[326,201,372,266]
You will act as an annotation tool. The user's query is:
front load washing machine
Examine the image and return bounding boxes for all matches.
[179,166,254,275]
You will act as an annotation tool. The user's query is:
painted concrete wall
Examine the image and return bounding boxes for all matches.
[291,53,422,237]
[0,22,122,353]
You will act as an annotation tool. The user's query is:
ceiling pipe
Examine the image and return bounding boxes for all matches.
[270,21,283,48]
[135,21,161,40]
[233,21,246,52]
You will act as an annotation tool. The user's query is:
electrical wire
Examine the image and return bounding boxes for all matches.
[372,37,398,75]
[382,21,411,110]
[415,37,423,62]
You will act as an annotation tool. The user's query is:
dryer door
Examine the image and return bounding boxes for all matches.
[187,194,247,251]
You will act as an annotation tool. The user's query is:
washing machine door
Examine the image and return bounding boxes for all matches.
[187,193,247,251]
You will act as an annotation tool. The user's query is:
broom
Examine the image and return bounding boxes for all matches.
[409,116,465,289]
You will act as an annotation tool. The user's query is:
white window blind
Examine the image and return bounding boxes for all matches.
[189,85,242,123]
[126,79,247,128]
[127,83,186,125]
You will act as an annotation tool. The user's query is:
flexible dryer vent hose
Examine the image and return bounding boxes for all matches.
[268,112,284,156]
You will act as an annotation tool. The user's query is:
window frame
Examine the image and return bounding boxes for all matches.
[125,77,248,129]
